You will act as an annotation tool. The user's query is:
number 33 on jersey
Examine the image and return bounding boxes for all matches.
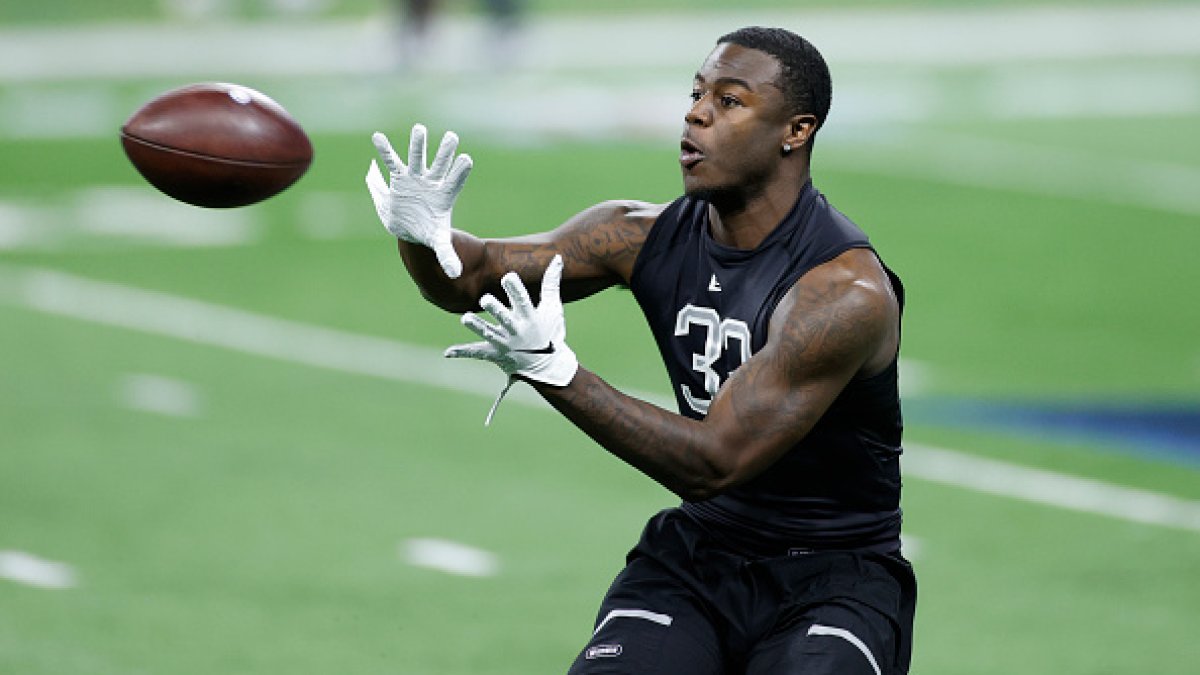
[674,303,751,415]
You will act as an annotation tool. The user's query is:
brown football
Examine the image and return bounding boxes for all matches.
[120,83,313,208]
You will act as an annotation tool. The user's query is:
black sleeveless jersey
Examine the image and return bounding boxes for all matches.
[629,181,905,554]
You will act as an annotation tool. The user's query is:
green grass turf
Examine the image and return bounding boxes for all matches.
[0,305,662,674]
[3,42,1200,675]
[3,298,1200,674]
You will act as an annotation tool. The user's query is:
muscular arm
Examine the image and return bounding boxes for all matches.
[530,248,901,501]
[400,200,663,313]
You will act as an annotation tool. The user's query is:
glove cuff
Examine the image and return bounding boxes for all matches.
[485,346,576,426]
[518,343,578,388]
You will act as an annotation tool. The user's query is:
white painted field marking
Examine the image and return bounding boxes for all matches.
[400,538,499,578]
[905,443,1200,533]
[0,262,542,407]
[0,551,78,589]
[2,264,1199,534]
[118,373,202,418]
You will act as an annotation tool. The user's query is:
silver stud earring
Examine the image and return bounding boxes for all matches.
[782,143,792,154]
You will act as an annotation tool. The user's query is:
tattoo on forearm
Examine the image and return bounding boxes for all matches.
[543,371,708,494]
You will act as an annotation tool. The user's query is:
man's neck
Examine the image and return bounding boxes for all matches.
[708,168,811,250]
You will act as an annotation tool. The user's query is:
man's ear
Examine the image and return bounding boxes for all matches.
[784,114,819,151]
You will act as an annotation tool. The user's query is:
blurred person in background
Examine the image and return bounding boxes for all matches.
[395,0,436,67]
[367,25,916,675]
[392,0,523,70]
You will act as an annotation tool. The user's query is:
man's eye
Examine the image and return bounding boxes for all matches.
[690,91,703,102]
[720,95,741,108]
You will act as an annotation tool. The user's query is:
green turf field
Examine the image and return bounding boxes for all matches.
[2,2,1199,674]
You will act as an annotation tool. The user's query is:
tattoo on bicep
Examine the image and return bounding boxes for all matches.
[724,276,879,442]
[484,244,544,275]
[778,277,878,379]
[583,218,650,269]
[487,212,650,282]
[725,358,818,444]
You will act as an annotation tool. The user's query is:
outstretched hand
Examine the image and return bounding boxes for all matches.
[445,255,579,423]
[365,124,473,278]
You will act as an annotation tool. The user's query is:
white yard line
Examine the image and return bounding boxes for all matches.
[2,264,1199,533]
[0,262,544,407]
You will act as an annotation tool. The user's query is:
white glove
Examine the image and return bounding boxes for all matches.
[365,124,473,279]
[445,255,579,424]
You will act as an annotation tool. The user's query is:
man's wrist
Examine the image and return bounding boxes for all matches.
[517,349,579,388]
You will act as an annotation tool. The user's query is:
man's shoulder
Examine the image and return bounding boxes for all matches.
[552,200,671,285]
[772,248,901,377]
[788,249,897,322]
[551,199,669,241]
[590,199,670,226]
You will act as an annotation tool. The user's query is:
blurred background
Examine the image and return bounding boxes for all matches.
[2,1,1198,673]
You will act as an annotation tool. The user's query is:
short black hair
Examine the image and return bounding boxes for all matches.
[717,27,832,130]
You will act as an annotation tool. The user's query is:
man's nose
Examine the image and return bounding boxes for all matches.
[685,97,711,126]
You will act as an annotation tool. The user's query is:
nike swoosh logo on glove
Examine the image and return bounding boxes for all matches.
[515,342,556,355]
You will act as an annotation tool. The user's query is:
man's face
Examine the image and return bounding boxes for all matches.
[680,43,792,204]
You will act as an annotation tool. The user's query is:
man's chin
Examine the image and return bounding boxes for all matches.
[683,179,720,202]
[684,184,742,209]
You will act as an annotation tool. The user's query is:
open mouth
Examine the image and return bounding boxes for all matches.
[680,138,704,169]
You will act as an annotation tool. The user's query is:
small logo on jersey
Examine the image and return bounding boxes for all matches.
[585,644,623,660]
[708,274,722,292]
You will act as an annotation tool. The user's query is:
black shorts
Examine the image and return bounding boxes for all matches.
[567,509,916,675]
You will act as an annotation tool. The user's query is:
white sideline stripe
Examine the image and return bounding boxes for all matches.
[3,264,1200,534]
[904,443,1200,533]
[594,609,674,636]
[807,624,881,675]
[0,551,77,590]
